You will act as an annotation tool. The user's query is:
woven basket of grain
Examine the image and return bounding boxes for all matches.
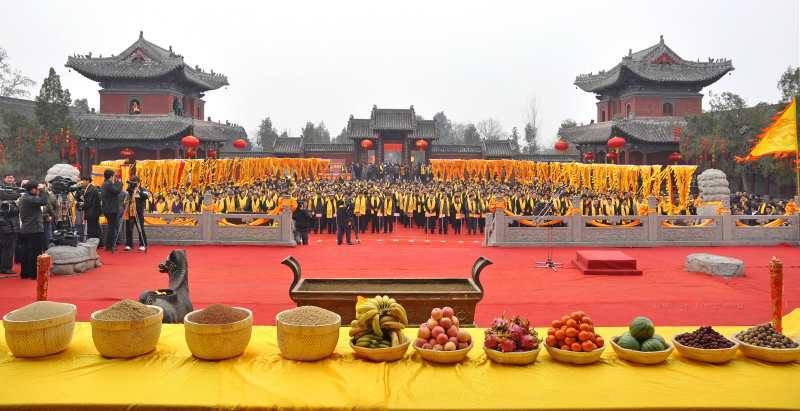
[276,306,340,361]
[3,301,77,358]
[91,305,163,358]
[184,307,253,361]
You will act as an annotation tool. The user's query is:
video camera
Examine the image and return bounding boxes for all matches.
[0,185,24,201]
[49,176,81,195]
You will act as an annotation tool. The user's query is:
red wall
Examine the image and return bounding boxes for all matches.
[100,93,175,115]
[596,95,702,121]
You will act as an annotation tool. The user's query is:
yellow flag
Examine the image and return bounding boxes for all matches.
[737,97,797,162]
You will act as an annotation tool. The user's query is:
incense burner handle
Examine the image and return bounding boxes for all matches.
[281,256,302,292]
[471,256,493,294]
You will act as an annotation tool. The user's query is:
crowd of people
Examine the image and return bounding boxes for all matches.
[129,163,796,246]
[0,169,149,279]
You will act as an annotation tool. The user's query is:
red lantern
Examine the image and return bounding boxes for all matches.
[120,148,134,158]
[672,127,682,141]
[415,139,428,150]
[361,139,374,150]
[181,135,200,149]
[668,152,682,164]
[554,140,569,152]
[607,136,626,149]
[606,151,618,162]
[185,150,196,159]
[583,152,594,161]
[207,149,217,159]
[233,139,247,150]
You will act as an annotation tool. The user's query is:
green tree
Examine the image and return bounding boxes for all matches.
[509,126,520,153]
[72,98,90,114]
[777,66,800,103]
[560,118,577,129]
[0,111,58,180]
[523,122,538,154]
[257,117,279,148]
[0,47,35,98]
[462,123,481,145]
[333,127,348,143]
[433,112,453,143]
[35,67,72,134]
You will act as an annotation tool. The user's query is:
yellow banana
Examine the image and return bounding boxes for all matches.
[379,315,396,325]
[349,326,369,338]
[371,313,383,335]
[357,309,378,327]
[390,331,400,347]
[389,303,408,326]
[381,320,405,331]
[356,301,378,315]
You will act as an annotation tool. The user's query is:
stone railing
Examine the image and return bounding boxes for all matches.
[485,212,799,247]
[137,208,296,246]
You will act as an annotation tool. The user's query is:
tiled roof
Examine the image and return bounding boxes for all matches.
[65,32,228,91]
[574,37,733,93]
[73,114,243,142]
[0,96,37,132]
[273,137,303,154]
[483,140,515,157]
[304,143,353,153]
[412,119,437,139]
[347,118,372,139]
[431,144,482,154]
[371,107,415,130]
[559,117,686,144]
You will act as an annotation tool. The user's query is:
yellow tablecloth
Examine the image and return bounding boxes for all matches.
[1,310,799,410]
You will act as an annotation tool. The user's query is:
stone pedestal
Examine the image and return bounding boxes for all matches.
[685,253,744,277]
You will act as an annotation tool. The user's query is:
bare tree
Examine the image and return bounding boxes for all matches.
[476,118,505,140]
[523,98,540,153]
[0,47,35,98]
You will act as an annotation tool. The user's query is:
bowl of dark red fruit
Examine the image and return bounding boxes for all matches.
[731,323,800,363]
[673,326,738,364]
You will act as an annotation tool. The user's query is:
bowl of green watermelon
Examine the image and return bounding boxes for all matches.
[611,316,673,365]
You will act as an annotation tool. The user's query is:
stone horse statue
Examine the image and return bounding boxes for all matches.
[138,249,193,323]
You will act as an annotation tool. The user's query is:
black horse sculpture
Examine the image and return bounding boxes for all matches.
[139,249,193,323]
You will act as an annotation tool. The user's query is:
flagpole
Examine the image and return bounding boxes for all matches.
[795,95,799,198]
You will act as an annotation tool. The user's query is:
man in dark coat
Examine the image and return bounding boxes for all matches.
[78,175,102,244]
[100,169,122,251]
[336,196,354,245]
[17,181,48,279]
[0,195,19,275]
[292,201,312,246]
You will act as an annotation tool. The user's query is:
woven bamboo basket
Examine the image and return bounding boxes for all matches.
[350,335,411,362]
[610,336,673,365]
[484,345,540,365]
[2,302,76,358]
[731,334,800,363]
[672,336,738,364]
[544,342,605,365]
[184,307,253,360]
[414,342,473,364]
[90,305,163,358]
[276,309,340,361]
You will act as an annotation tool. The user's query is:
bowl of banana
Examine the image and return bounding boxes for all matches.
[348,295,410,362]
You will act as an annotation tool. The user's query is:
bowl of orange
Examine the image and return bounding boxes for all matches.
[544,311,605,365]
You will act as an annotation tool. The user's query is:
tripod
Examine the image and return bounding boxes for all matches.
[112,191,147,253]
[535,189,567,271]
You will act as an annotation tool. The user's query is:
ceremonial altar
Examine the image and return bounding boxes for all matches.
[0,311,798,410]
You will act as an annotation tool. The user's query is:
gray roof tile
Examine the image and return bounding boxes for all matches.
[66,34,228,91]
[559,117,686,144]
[483,140,515,157]
[431,144,482,154]
[304,143,353,153]
[74,114,244,142]
[575,38,733,93]
[273,137,303,154]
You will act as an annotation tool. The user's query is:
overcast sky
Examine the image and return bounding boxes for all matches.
[1,0,798,147]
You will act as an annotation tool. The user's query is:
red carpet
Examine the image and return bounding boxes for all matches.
[1,228,797,327]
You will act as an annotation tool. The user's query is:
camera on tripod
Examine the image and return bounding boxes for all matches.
[0,185,24,202]
[49,176,81,196]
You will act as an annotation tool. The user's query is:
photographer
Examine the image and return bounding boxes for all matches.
[78,175,102,243]
[17,181,49,279]
[292,200,312,246]
[0,189,20,275]
[100,169,122,252]
[124,174,148,251]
